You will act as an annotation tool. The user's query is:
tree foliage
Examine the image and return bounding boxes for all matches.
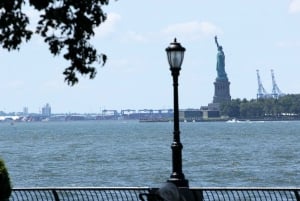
[0,0,109,85]
[220,94,300,119]
[0,158,12,201]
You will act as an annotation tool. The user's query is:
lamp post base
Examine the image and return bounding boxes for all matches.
[167,178,189,187]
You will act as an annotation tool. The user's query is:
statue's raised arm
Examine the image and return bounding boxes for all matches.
[214,35,220,49]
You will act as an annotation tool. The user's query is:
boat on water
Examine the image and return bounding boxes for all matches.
[139,118,171,123]
[226,118,240,123]
[226,118,266,123]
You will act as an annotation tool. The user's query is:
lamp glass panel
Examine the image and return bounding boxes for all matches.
[169,50,184,69]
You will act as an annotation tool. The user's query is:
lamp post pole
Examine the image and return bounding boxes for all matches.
[166,38,189,187]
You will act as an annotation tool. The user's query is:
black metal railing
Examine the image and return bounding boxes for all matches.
[190,188,300,201]
[10,187,300,201]
[11,187,151,201]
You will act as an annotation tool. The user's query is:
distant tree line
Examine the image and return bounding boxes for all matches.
[220,94,300,119]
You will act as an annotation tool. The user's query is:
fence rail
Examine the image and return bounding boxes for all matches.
[10,187,300,201]
[11,187,151,201]
[190,188,300,201]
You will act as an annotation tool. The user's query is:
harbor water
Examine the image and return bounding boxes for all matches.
[0,120,299,187]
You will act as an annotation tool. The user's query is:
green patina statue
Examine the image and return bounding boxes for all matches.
[214,36,228,80]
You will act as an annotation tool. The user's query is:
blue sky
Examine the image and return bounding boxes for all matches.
[1,0,300,113]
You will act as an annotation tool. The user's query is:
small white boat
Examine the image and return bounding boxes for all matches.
[226,118,240,123]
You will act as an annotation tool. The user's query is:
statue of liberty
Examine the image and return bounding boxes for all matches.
[214,36,228,80]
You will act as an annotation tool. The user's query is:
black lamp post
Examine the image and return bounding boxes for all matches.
[165,38,189,187]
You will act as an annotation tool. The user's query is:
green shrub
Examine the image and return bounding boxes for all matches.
[0,158,12,201]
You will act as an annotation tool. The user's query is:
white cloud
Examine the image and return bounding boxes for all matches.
[125,31,148,43]
[162,21,222,41]
[113,20,221,44]
[276,40,300,48]
[289,0,300,13]
[0,80,25,90]
[94,12,121,38]
[42,80,65,89]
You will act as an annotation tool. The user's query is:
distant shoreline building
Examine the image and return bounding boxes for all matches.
[42,103,51,117]
[23,107,28,116]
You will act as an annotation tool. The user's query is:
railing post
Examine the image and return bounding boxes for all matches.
[294,190,300,201]
[191,189,203,201]
[52,190,60,201]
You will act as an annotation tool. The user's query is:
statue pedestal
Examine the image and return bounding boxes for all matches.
[213,78,231,104]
